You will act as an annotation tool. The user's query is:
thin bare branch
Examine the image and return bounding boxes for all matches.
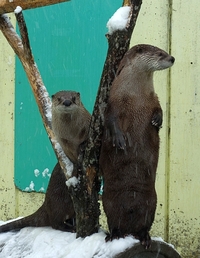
[0,0,70,15]
[15,9,33,62]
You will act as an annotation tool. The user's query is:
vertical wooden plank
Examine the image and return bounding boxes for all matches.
[0,14,44,221]
[0,13,16,220]
[169,1,200,257]
[131,0,171,240]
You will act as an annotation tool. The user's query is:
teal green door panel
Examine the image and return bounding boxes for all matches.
[15,1,122,192]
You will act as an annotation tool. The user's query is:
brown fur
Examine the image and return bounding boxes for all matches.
[100,44,175,248]
[51,91,91,164]
[0,91,91,233]
[0,163,75,233]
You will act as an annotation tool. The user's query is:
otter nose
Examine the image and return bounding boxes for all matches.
[63,99,72,107]
[170,56,175,64]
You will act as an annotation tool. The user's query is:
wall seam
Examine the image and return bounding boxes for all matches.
[165,0,173,243]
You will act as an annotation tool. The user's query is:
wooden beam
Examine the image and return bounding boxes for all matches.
[0,0,70,15]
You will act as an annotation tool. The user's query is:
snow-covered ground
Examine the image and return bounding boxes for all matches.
[0,220,140,258]
[0,219,179,258]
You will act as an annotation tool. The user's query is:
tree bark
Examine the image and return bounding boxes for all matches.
[0,0,70,15]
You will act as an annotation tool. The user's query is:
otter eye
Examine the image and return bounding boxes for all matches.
[137,47,143,53]
[72,96,76,103]
[159,52,163,57]
[57,97,61,102]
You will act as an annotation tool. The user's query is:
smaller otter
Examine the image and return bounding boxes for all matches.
[100,44,175,248]
[0,91,91,233]
[51,91,91,164]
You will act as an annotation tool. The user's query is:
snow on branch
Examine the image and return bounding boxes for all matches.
[14,6,22,14]
[107,6,131,35]
[0,9,73,179]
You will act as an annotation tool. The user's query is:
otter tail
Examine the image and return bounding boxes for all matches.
[0,206,49,233]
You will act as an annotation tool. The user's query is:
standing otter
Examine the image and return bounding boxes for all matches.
[100,44,175,248]
[0,91,91,233]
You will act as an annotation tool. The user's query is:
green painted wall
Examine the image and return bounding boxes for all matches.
[14,0,122,192]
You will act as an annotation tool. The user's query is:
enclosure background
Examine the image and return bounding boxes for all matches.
[0,1,199,257]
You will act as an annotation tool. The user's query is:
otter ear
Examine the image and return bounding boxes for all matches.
[116,65,125,76]
[76,92,81,99]
[136,46,143,53]
[72,96,76,103]
[51,94,54,99]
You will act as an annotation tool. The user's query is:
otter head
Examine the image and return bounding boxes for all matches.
[52,91,82,114]
[123,44,175,73]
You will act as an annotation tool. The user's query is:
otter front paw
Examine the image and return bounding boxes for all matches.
[136,228,151,249]
[151,110,163,129]
[58,218,76,232]
[105,228,124,242]
[112,128,126,150]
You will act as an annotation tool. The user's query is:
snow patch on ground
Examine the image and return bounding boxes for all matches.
[0,220,140,258]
